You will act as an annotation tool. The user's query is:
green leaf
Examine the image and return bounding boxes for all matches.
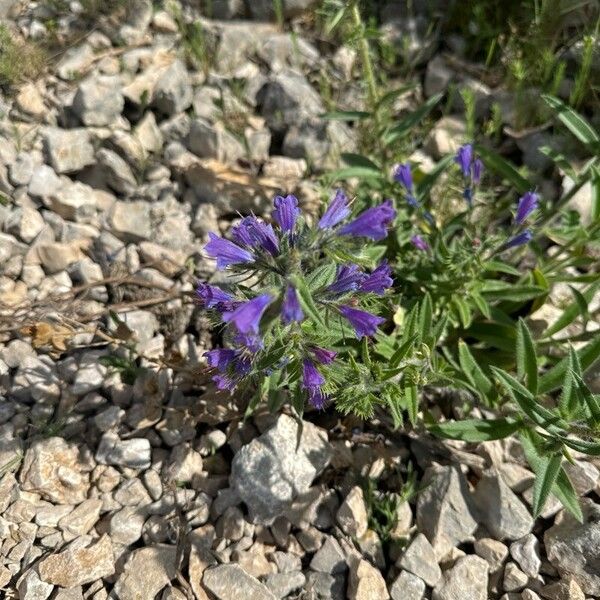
[483,261,521,276]
[542,94,600,148]
[289,274,325,327]
[382,93,443,145]
[520,430,583,522]
[389,337,415,368]
[480,282,546,302]
[418,293,433,339]
[306,263,337,291]
[539,334,600,393]
[516,319,538,395]
[328,166,382,181]
[572,372,600,426]
[458,340,493,397]
[404,384,419,426]
[470,291,491,319]
[592,164,600,222]
[452,295,472,328]
[320,110,370,121]
[474,144,532,194]
[544,280,600,337]
[492,367,566,434]
[532,453,563,518]
[340,152,381,171]
[554,468,584,522]
[429,418,521,442]
[386,389,404,430]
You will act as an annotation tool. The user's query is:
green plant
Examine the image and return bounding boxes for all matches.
[0,25,46,89]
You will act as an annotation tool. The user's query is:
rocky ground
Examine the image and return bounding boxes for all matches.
[1,1,599,599]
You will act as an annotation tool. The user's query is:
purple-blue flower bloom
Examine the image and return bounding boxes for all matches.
[515,191,538,225]
[319,189,351,229]
[359,260,393,295]
[505,229,533,249]
[312,347,337,364]
[196,283,236,311]
[410,234,429,251]
[222,294,273,334]
[339,305,386,339]
[281,285,304,324]
[234,331,264,353]
[204,348,237,371]
[302,359,328,409]
[471,158,484,185]
[205,232,254,270]
[339,200,396,241]
[328,264,365,294]
[394,163,413,192]
[455,144,473,177]
[273,195,300,233]
[232,216,279,256]
[213,374,237,391]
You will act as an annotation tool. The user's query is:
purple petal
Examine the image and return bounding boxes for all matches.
[515,191,539,225]
[338,200,396,241]
[328,264,366,294]
[281,285,304,324]
[273,194,301,233]
[505,229,533,249]
[222,294,273,334]
[204,348,238,371]
[213,374,237,391]
[312,347,337,364]
[455,144,473,178]
[393,163,413,191]
[307,387,328,410]
[471,158,483,185]
[319,189,351,229]
[231,217,279,256]
[302,359,325,388]
[359,260,393,295]
[196,282,236,310]
[205,232,254,270]
[410,235,429,251]
[339,305,386,339]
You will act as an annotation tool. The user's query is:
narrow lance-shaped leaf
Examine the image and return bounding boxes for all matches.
[531,453,563,518]
[429,418,521,442]
[539,334,600,394]
[542,94,600,148]
[289,274,325,327]
[458,340,493,398]
[544,280,600,338]
[517,319,538,395]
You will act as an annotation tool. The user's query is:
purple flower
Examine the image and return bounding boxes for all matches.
[328,264,365,294]
[505,229,533,249]
[394,163,413,192]
[339,305,385,339]
[232,216,279,256]
[472,158,483,185]
[455,144,473,177]
[234,331,264,352]
[205,232,254,270]
[213,374,237,391]
[273,195,300,233]
[410,234,429,251]
[339,200,396,241]
[281,285,304,324]
[312,347,337,364]
[307,387,328,410]
[302,359,328,409]
[204,348,237,371]
[223,294,273,334]
[196,283,236,311]
[515,191,539,225]
[319,189,351,229]
[303,359,325,388]
[359,260,393,295]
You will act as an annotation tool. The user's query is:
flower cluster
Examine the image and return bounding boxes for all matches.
[504,190,538,249]
[197,192,396,408]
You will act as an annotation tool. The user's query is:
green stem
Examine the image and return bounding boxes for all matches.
[351,1,378,110]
